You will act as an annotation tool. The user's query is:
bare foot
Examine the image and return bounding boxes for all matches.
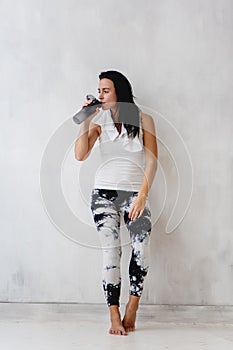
[122,302,138,332]
[109,306,127,336]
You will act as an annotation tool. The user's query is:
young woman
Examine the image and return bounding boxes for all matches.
[75,70,158,336]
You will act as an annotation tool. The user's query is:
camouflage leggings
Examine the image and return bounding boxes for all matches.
[90,188,152,307]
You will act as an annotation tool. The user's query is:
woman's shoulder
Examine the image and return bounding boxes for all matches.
[141,112,155,131]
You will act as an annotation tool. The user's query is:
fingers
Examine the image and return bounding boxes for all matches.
[82,99,94,109]
[128,196,146,221]
[128,207,142,221]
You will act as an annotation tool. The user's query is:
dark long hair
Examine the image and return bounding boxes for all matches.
[99,70,140,139]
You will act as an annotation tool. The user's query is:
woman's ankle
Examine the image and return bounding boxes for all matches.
[127,295,140,310]
[109,305,120,315]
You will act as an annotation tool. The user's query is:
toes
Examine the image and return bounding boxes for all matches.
[109,329,127,336]
[109,326,128,336]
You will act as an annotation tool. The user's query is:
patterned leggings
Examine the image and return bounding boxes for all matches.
[90,188,152,307]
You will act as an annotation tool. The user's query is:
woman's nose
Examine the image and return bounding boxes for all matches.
[98,91,104,99]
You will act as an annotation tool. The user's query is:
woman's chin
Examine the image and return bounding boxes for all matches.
[102,104,109,110]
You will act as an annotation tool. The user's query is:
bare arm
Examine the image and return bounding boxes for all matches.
[74,105,101,161]
[137,113,158,199]
[128,113,158,221]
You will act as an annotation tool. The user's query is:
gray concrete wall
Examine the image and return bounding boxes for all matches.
[0,0,232,305]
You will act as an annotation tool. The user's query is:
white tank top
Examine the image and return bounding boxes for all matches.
[91,108,145,192]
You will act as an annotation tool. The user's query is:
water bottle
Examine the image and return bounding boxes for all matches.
[72,94,102,124]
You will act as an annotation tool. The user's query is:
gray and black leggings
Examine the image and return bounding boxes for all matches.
[91,188,152,307]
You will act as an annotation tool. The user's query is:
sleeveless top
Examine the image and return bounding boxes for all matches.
[91,108,145,192]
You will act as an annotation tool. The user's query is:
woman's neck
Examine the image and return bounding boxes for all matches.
[110,106,120,123]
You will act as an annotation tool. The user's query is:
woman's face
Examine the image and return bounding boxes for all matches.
[98,78,118,110]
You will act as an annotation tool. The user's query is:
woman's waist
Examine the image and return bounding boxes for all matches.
[95,159,145,175]
[98,154,145,166]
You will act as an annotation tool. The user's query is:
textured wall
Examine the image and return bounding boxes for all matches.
[0,0,232,304]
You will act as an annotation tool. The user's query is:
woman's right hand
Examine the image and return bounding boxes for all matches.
[81,98,93,109]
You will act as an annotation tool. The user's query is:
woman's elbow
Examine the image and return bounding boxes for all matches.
[75,154,87,162]
[74,150,89,161]
[74,150,85,161]
[75,155,83,161]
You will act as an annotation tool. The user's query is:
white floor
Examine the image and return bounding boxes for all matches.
[0,303,232,350]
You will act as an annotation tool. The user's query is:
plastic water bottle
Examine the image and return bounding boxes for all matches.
[72,94,102,124]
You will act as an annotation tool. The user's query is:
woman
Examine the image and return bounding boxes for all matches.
[75,70,158,336]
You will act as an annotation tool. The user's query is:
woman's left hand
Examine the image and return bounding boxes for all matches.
[128,195,146,221]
